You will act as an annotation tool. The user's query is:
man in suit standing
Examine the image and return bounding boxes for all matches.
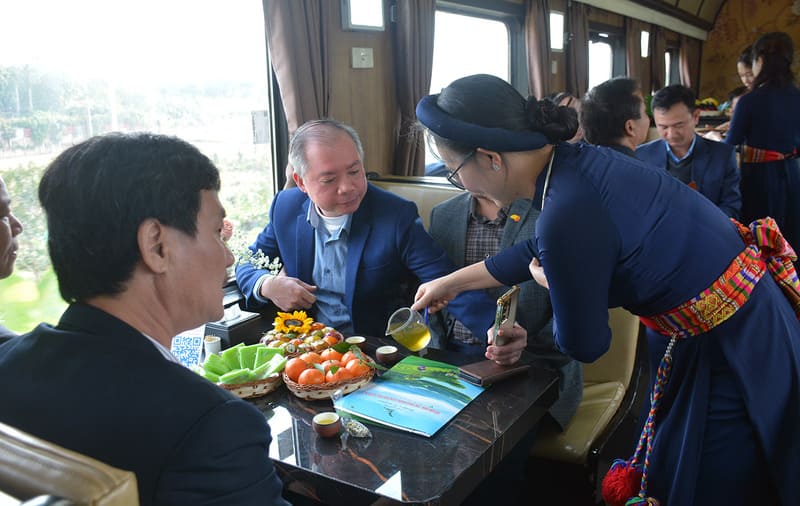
[0,175,23,343]
[237,119,501,358]
[637,84,741,218]
[0,133,289,506]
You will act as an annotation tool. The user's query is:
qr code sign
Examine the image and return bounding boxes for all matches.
[171,326,205,367]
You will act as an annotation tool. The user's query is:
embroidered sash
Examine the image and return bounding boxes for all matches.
[640,217,800,338]
[741,145,799,163]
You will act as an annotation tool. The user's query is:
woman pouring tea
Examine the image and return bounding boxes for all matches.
[411,74,800,505]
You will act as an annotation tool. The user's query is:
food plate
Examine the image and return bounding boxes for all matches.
[282,368,375,401]
[217,373,282,399]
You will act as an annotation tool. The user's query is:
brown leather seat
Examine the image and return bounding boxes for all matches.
[0,422,139,505]
[532,308,643,464]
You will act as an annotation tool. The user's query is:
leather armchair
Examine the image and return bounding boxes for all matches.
[0,422,139,506]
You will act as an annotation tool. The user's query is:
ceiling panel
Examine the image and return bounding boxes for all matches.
[630,0,726,29]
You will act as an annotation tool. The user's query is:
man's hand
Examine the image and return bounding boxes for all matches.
[260,273,317,310]
[485,322,526,365]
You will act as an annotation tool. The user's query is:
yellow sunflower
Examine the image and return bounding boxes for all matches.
[273,311,314,334]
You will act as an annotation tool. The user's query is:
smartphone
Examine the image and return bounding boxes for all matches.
[492,285,519,346]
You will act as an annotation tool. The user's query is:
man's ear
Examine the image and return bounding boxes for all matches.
[691,108,701,126]
[624,118,636,138]
[293,172,307,193]
[137,218,169,274]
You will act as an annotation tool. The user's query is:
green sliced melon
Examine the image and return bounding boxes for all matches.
[201,370,220,383]
[254,346,283,368]
[203,353,231,376]
[238,344,262,370]
[253,354,287,379]
[218,368,254,385]
[221,343,244,370]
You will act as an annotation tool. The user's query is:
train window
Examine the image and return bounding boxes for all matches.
[641,31,650,58]
[665,49,681,85]
[342,0,385,31]
[550,12,565,52]
[0,0,273,331]
[589,39,614,89]
[430,11,510,94]
[427,9,511,166]
[588,29,625,90]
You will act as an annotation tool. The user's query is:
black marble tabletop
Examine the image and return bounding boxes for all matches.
[247,337,558,505]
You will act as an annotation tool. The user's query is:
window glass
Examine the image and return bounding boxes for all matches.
[0,0,273,332]
[641,31,650,58]
[550,12,565,51]
[665,51,671,87]
[589,40,613,89]
[427,11,510,166]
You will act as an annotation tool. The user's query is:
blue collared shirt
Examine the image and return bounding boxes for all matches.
[307,205,354,335]
[665,134,697,163]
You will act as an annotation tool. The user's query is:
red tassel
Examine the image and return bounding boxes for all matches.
[601,460,642,506]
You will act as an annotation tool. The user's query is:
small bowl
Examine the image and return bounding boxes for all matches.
[312,412,342,438]
[375,345,401,367]
[345,336,367,351]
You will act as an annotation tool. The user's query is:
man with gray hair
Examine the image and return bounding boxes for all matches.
[237,119,496,349]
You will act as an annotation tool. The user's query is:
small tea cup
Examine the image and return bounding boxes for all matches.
[203,335,221,356]
[312,412,342,438]
[345,336,367,351]
[375,345,401,367]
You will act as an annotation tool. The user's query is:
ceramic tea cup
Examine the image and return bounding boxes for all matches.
[312,412,342,438]
[345,336,367,351]
[375,345,401,367]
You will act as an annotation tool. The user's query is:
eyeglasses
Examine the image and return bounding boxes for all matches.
[446,150,475,190]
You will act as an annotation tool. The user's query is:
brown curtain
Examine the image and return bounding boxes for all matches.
[625,18,646,83]
[263,0,331,134]
[392,0,435,176]
[679,35,701,92]
[565,1,588,99]
[525,0,551,99]
[649,25,667,93]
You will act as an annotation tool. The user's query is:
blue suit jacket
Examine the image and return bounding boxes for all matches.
[236,184,495,338]
[637,134,741,218]
[0,304,288,506]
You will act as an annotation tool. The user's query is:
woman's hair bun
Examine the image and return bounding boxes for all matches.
[524,96,578,143]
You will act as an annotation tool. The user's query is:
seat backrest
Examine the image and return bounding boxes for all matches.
[370,176,462,230]
[0,422,139,506]
[582,307,641,389]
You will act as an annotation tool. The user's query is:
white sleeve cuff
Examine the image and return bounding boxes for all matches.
[253,274,274,304]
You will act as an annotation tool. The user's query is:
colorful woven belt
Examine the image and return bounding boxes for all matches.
[640,217,800,338]
[602,217,800,506]
[741,145,799,163]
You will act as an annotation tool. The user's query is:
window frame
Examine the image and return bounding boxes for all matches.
[588,25,626,82]
[549,10,565,53]
[435,1,526,94]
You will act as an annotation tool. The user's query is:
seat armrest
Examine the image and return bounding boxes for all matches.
[0,422,139,506]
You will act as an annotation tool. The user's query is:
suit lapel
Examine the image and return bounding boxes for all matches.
[502,199,536,248]
[690,135,708,190]
[345,193,372,310]
[447,195,469,266]
[295,200,315,281]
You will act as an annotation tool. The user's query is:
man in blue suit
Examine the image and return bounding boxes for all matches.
[637,84,741,218]
[0,133,289,506]
[237,119,495,341]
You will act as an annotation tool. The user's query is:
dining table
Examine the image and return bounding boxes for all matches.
[245,336,559,505]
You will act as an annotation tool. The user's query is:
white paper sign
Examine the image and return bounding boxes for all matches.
[170,325,205,367]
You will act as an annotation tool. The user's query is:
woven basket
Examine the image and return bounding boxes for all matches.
[282,368,375,401]
[218,373,283,399]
